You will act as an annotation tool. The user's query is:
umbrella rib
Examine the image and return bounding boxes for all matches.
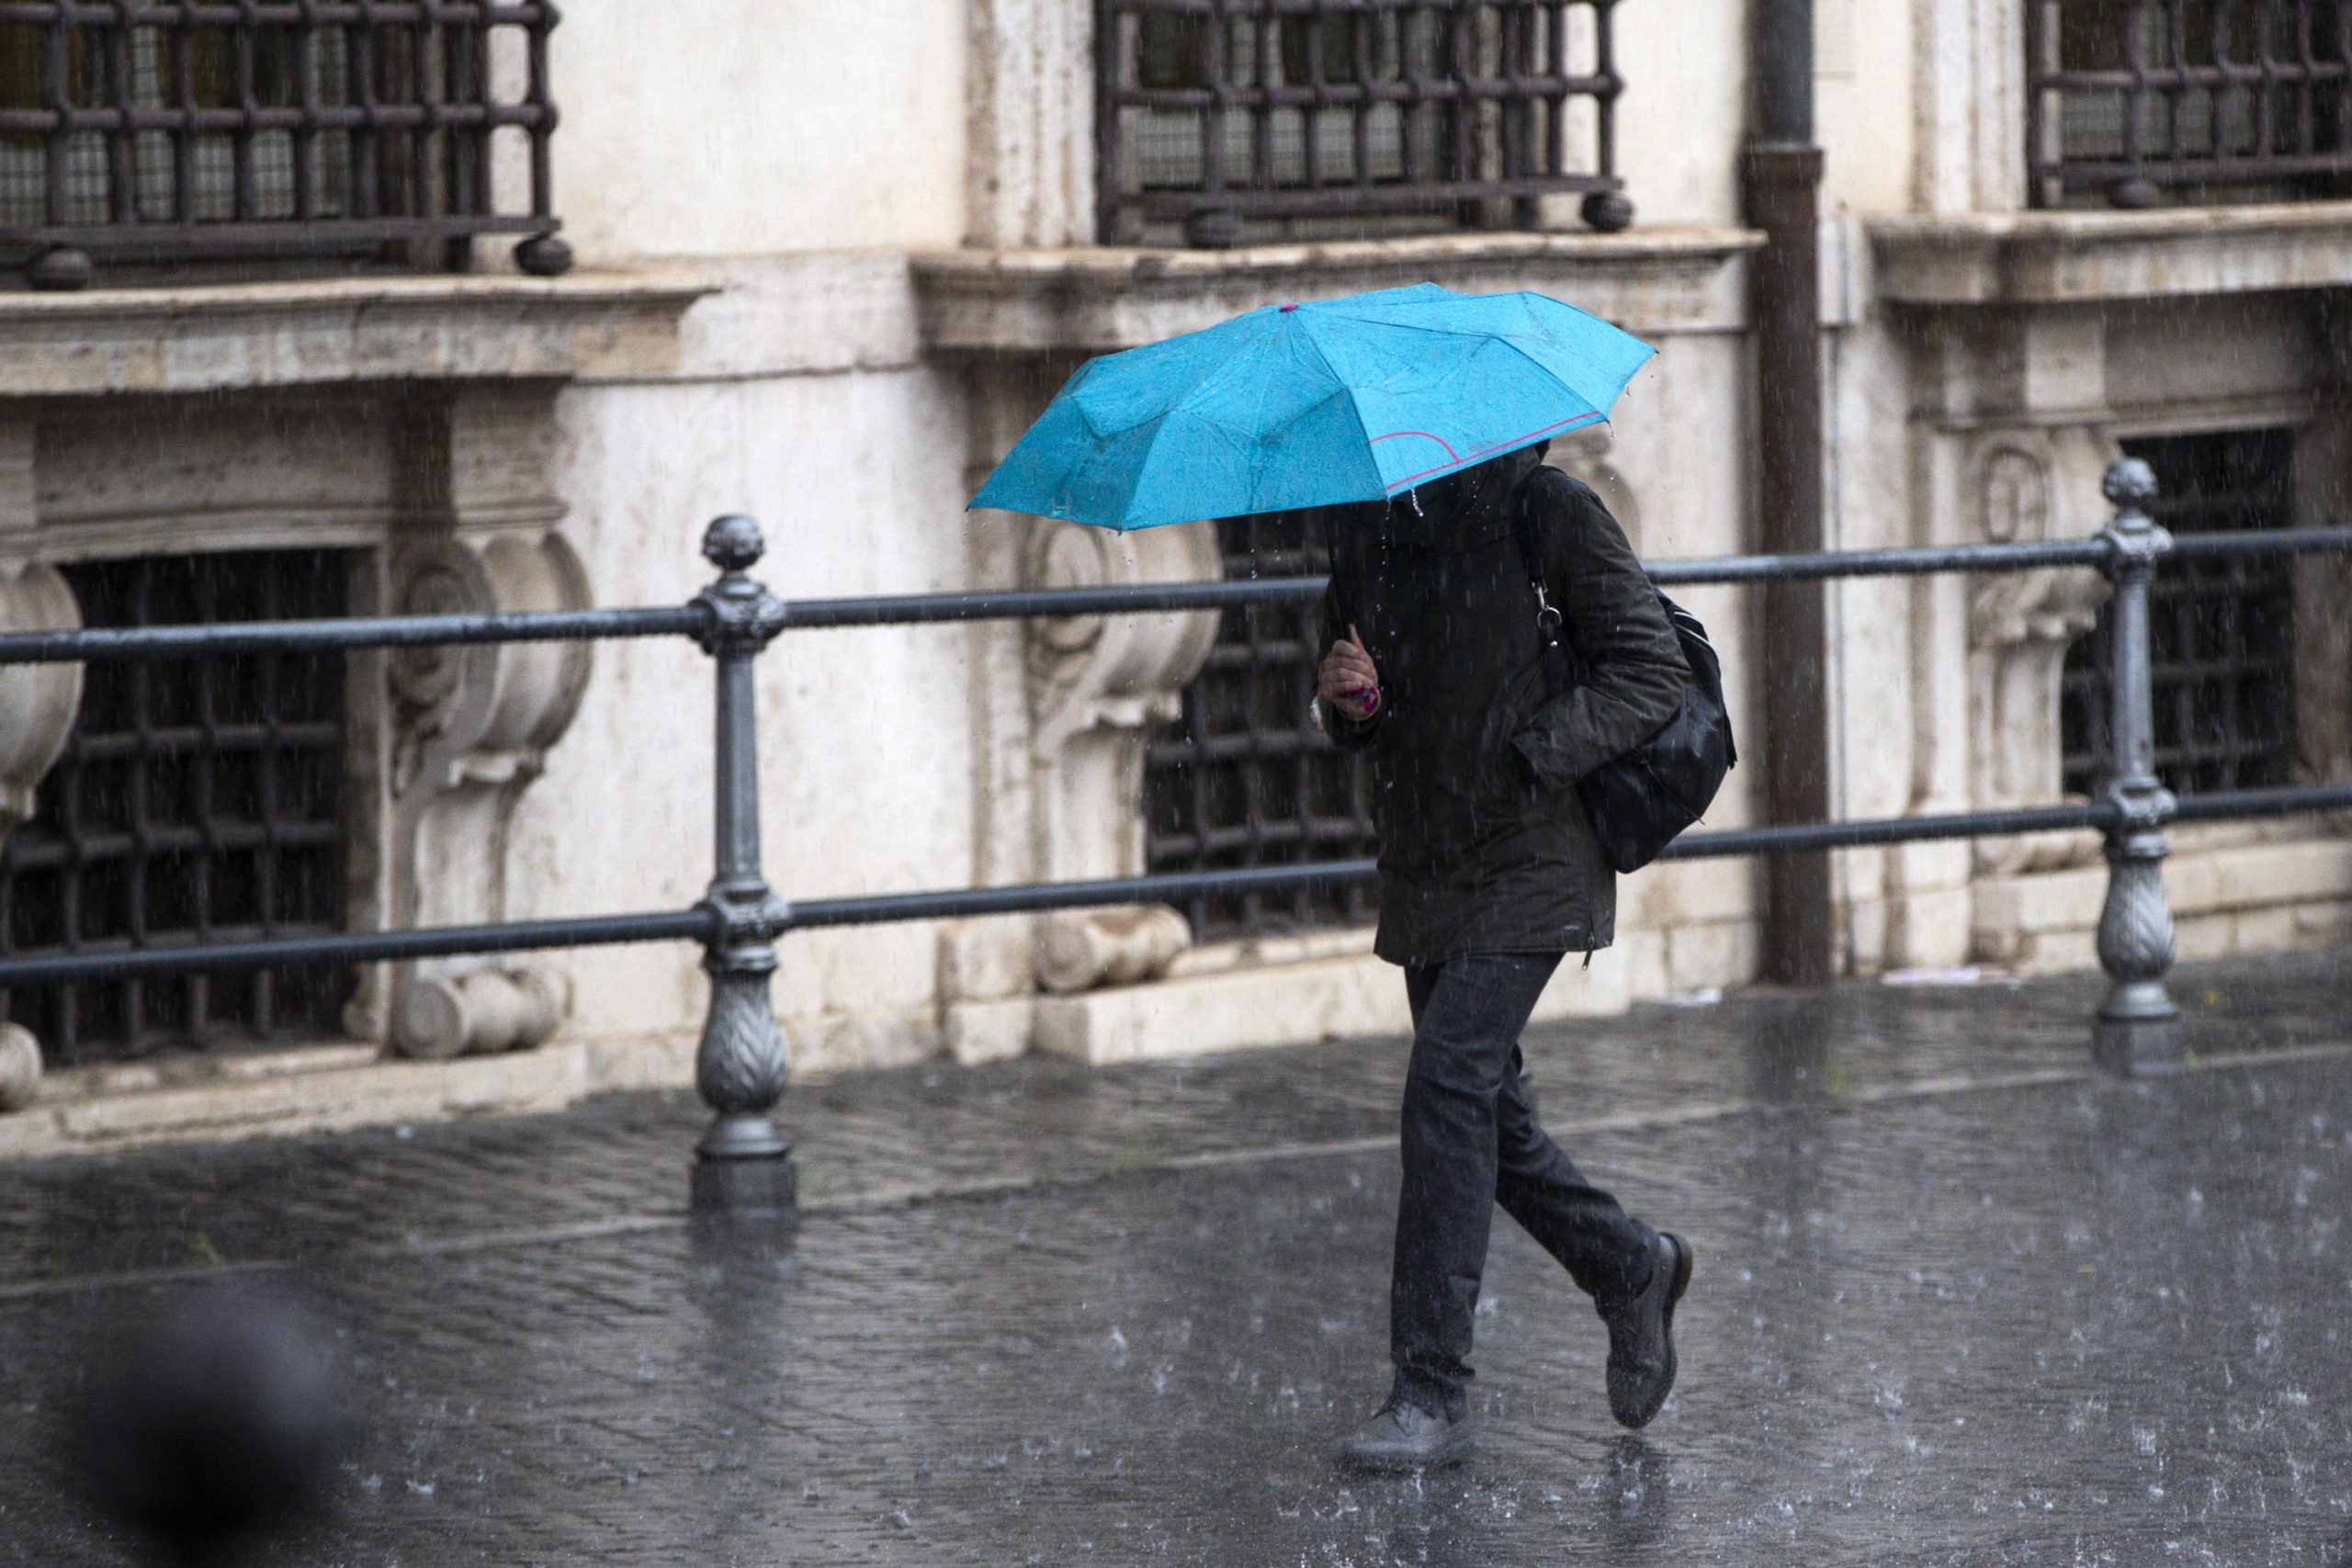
[1294,322,1383,492]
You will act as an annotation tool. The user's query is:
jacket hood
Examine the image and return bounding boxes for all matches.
[1382,440,1552,553]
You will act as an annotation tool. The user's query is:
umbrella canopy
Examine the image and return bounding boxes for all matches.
[967,282,1654,531]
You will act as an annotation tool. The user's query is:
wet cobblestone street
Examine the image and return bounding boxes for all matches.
[4,952,2349,1566]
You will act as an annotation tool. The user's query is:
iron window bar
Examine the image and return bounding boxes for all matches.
[2028,0,2352,208]
[0,0,569,288]
[1096,0,1632,248]
[0,483,2347,1203]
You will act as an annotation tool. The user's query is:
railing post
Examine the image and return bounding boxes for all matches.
[2091,458,2185,1076]
[688,516,796,1213]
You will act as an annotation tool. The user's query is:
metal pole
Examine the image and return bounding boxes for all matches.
[1747,0,1833,985]
[687,516,797,1213]
[2091,459,2185,1076]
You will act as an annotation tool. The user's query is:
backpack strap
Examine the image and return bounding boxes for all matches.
[1510,467,1578,696]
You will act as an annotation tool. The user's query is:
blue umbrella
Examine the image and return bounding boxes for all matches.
[968,282,1654,531]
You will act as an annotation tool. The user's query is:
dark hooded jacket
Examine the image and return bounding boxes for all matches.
[1318,444,1688,966]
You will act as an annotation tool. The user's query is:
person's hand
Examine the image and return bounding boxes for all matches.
[1317,624,1381,720]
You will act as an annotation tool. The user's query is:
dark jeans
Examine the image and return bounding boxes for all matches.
[1389,953,1657,1420]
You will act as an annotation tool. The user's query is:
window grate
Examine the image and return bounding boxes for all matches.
[0,549,355,1066]
[0,0,561,276]
[1097,0,1628,247]
[1144,509,1380,942]
[2028,0,2352,208]
[2063,429,2300,799]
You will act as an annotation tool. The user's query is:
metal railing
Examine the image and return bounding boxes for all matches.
[2028,0,2352,209]
[0,0,569,289]
[1095,0,1631,248]
[2,462,2350,1211]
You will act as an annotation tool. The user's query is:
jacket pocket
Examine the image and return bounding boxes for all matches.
[1473,658,1553,829]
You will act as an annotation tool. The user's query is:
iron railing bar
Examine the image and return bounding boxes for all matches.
[0,908,717,986]
[776,528,2351,630]
[782,787,2352,931]
[0,604,707,665]
[7,530,2344,666]
[2171,782,2352,820]
[2165,526,2352,558]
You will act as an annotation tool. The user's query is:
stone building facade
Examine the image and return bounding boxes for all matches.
[0,0,2346,1146]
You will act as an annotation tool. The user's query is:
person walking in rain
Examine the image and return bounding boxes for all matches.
[1317,438,1694,1471]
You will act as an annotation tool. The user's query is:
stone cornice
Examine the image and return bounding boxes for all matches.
[1871,202,2352,307]
[911,229,1765,354]
[0,269,717,397]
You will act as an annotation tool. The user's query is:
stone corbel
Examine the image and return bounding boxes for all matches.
[1026,514,1222,993]
[384,532,590,1057]
[1964,435,2113,875]
[0,561,78,1110]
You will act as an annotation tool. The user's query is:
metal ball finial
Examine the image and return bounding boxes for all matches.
[702,515,766,573]
[2102,457,2158,512]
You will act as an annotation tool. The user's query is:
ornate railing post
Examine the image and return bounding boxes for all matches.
[688,516,796,1213]
[2091,458,2185,1076]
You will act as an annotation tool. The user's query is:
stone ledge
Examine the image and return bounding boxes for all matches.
[0,268,717,398]
[1032,947,1641,1066]
[0,1035,695,1162]
[1871,201,2352,307]
[912,229,1764,355]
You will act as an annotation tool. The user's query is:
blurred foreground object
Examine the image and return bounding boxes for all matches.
[74,1286,351,1567]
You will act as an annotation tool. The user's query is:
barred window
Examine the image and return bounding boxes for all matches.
[1145,509,1379,942]
[2063,429,2300,798]
[2029,0,2352,208]
[0,550,356,1066]
[1099,0,1631,248]
[0,0,562,284]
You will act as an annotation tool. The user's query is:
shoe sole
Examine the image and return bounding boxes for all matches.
[1611,1233,1692,1431]
[1338,1431,1476,1474]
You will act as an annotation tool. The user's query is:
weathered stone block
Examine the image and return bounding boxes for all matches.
[2174,913,2238,964]
[936,919,1035,1005]
[1889,886,1976,970]
[945,998,1034,1066]
[1668,919,1759,993]
[1615,929,1673,1004]
[2173,840,2352,913]
[2231,907,2302,956]
[2016,928,2099,976]
[1032,955,1406,1065]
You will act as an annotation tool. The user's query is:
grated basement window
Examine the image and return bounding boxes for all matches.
[1145,508,1380,942]
[2063,429,2300,800]
[0,549,356,1066]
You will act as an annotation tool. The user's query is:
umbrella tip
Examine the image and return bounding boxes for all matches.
[1280,303,1298,312]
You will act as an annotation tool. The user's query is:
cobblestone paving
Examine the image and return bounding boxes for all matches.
[3,952,2349,1566]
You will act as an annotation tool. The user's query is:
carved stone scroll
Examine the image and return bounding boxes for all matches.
[0,562,81,1091]
[0,1021,40,1112]
[0,562,80,835]
[1024,514,1221,992]
[1964,437,2111,874]
[385,532,592,1057]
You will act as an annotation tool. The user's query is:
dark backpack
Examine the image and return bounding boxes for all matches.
[1510,481,1736,874]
